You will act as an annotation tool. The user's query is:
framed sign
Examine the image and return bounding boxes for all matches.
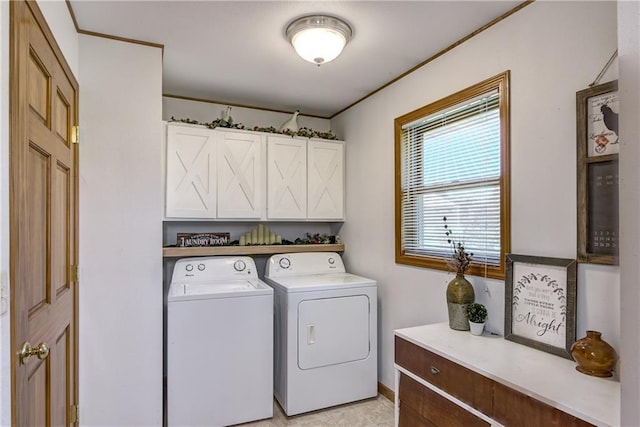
[505,254,577,359]
[577,80,619,265]
[176,232,230,247]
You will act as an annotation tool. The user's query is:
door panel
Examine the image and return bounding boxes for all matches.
[11,1,79,425]
[54,90,71,145]
[307,140,344,220]
[28,52,49,124]
[165,125,217,218]
[28,362,48,427]
[51,327,71,426]
[26,144,50,313]
[53,163,71,294]
[267,136,306,219]
[217,131,264,218]
[297,295,370,370]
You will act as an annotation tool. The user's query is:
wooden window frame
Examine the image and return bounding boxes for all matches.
[394,71,511,280]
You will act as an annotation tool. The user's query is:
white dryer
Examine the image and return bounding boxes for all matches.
[168,256,273,427]
[264,252,377,416]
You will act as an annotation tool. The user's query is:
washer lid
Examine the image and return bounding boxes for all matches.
[264,273,376,293]
[168,279,272,302]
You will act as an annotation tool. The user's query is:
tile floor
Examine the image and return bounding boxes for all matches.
[239,394,395,427]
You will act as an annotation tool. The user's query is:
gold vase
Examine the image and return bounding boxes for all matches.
[446,273,475,330]
[571,331,617,378]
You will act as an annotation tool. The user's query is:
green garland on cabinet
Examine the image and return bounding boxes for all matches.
[169,116,339,140]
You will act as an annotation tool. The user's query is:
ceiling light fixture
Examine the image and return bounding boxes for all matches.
[286,15,353,66]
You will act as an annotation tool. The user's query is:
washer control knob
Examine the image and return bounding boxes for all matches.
[328,257,335,265]
[197,263,205,271]
[185,264,194,272]
[233,260,246,272]
[279,258,291,269]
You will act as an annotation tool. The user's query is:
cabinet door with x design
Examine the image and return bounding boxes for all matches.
[267,135,307,219]
[165,125,217,218]
[308,139,345,220]
[216,129,265,219]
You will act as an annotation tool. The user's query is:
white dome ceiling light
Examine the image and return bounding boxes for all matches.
[286,15,353,66]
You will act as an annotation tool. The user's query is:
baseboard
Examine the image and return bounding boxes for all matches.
[378,382,395,402]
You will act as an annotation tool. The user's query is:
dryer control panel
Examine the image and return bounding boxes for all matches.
[265,252,346,277]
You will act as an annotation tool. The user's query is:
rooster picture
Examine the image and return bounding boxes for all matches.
[600,104,619,144]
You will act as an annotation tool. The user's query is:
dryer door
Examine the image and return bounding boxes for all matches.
[297,295,370,370]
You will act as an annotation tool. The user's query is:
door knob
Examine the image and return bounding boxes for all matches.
[18,341,49,364]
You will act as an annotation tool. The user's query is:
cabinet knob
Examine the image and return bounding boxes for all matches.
[430,366,440,375]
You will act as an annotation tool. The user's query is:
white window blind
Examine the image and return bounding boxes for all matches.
[400,91,501,266]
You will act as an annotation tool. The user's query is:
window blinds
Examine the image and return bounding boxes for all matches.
[400,91,501,266]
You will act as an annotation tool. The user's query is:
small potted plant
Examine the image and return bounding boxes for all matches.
[466,303,488,336]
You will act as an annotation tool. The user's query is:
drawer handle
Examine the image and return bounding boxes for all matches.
[430,366,440,375]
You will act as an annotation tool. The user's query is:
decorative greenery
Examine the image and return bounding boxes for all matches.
[293,233,337,245]
[169,116,339,140]
[170,116,199,125]
[443,216,473,274]
[512,273,566,321]
[466,302,488,323]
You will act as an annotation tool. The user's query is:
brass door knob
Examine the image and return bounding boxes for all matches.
[18,341,49,364]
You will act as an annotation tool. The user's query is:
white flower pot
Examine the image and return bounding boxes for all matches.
[469,321,485,336]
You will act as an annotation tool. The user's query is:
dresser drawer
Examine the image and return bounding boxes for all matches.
[395,336,493,415]
[493,382,594,427]
[399,373,490,427]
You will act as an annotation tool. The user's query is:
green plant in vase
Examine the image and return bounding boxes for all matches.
[466,302,488,336]
[443,217,475,331]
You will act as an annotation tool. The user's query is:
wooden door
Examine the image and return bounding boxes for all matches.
[10,1,79,425]
[307,139,345,220]
[267,136,306,219]
[216,130,264,219]
[165,124,217,218]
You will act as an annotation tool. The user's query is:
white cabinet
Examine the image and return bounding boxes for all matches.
[267,136,345,221]
[267,136,307,219]
[165,124,264,220]
[308,139,344,220]
[165,123,344,221]
[165,125,217,218]
[216,130,265,219]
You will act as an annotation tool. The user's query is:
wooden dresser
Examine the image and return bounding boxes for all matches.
[394,323,619,427]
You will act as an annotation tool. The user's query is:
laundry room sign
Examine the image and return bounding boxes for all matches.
[177,232,230,247]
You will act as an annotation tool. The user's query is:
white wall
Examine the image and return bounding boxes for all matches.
[163,96,332,135]
[79,35,163,426]
[618,1,640,425]
[331,1,620,391]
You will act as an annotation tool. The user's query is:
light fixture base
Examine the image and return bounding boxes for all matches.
[286,15,353,65]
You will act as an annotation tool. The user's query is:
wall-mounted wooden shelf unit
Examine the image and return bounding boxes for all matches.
[162,243,345,258]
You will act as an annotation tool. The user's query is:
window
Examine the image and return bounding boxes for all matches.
[395,71,510,279]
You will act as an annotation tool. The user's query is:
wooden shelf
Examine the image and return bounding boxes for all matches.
[162,243,345,258]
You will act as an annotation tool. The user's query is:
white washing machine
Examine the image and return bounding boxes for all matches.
[264,252,377,416]
[167,256,273,427]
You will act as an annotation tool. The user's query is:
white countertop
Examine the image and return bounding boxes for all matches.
[395,323,620,427]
